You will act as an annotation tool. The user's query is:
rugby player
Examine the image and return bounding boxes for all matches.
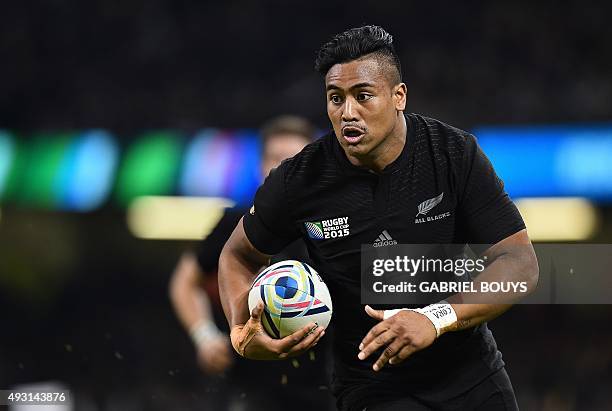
[218,26,539,410]
[170,116,332,410]
[170,115,314,374]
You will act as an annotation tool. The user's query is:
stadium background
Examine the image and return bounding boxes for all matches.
[1,1,611,410]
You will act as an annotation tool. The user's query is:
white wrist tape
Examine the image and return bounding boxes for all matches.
[383,301,458,338]
[190,321,222,347]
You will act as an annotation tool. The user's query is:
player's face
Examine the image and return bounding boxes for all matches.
[325,57,406,165]
[261,134,309,177]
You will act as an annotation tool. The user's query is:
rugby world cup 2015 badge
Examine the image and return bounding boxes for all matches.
[305,216,350,240]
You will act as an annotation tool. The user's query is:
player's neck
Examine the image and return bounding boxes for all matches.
[347,114,407,173]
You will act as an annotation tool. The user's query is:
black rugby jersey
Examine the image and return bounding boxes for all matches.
[197,207,310,273]
[243,113,525,407]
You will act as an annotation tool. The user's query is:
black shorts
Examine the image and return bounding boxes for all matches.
[341,368,519,411]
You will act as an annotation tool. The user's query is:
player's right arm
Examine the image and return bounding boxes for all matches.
[218,218,324,360]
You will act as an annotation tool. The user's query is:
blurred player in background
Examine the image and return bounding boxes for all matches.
[219,26,539,411]
[170,115,332,409]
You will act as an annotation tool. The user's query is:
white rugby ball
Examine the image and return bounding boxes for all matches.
[248,260,333,338]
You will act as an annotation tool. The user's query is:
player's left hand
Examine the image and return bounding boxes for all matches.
[358,305,436,371]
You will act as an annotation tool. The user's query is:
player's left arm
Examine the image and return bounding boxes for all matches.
[359,229,538,371]
[445,228,538,330]
[359,132,539,371]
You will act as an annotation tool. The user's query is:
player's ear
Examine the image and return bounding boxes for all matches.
[393,83,407,111]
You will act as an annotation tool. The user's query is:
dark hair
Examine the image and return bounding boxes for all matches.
[314,25,402,83]
[260,115,316,147]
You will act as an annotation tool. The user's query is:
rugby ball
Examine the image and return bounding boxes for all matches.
[248,260,333,338]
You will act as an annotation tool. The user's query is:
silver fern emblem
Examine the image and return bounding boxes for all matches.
[416,192,444,216]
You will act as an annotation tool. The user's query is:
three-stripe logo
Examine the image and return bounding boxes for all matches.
[373,230,398,247]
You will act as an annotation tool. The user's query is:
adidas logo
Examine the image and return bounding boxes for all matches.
[373,230,398,247]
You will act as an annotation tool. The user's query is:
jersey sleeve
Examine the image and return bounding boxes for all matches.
[457,134,525,245]
[196,208,244,273]
[243,164,300,255]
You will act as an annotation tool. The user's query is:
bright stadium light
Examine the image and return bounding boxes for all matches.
[127,196,235,240]
[515,197,599,241]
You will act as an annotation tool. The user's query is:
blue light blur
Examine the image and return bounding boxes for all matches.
[56,130,119,211]
[180,129,261,205]
[474,125,612,201]
[0,131,14,199]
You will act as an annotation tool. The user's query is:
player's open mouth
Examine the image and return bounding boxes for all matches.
[342,127,365,144]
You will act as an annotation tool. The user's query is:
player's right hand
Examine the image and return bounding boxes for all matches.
[231,301,325,360]
[196,334,233,375]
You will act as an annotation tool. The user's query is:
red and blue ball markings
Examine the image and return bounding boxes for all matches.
[253,262,330,338]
